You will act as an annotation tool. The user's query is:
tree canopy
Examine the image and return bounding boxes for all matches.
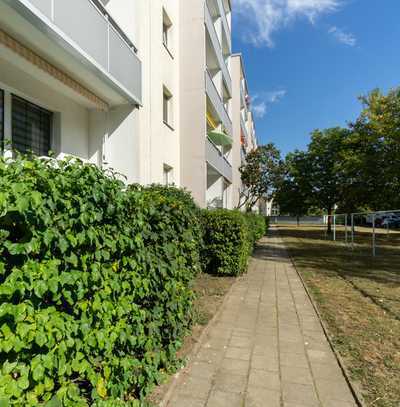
[238,143,284,212]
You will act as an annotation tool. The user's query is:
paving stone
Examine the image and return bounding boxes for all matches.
[251,355,279,371]
[246,386,281,407]
[229,335,253,348]
[225,346,252,361]
[310,362,346,381]
[220,358,249,376]
[212,370,247,394]
[282,382,319,406]
[248,369,280,390]
[307,349,337,364]
[206,390,244,407]
[167,231,356,407]
[178,376,211,400]
[189,361,218,380]
[281,366,313,385]
[314,378,356,403]
[168,395,206,407]
[280,352,309,368]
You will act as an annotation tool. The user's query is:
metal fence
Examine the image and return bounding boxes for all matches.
[273,210,400,257]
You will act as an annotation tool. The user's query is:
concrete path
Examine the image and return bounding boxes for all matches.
[167,230,357,407]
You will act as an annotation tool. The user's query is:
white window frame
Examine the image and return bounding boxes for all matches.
[0,82,56,158]
[163,86,173,129]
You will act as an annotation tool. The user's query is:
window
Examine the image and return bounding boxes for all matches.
[163,86,173,127]
[163,164,173,186]
[0,89,3,152]
[12,95,52,156]
[162,9,172,49]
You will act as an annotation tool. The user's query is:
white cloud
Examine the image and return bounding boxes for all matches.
[328,26,357,46]
[252,90,287,118]
[253,101,268,118]
[235,0,341,47]
[266,89,287,103]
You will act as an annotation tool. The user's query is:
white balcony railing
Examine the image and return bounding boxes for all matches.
[206,70,233,136]
[205,3,232,96]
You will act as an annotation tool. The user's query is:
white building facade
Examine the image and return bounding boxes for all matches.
[0,0,258,208]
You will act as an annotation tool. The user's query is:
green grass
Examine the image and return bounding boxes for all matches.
[278,225,400,407]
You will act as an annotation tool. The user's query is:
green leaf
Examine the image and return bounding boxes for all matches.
[32,364,45,382]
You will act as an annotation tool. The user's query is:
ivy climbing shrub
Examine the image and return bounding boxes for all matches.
[200,209,251,276]
[0,155,201,406]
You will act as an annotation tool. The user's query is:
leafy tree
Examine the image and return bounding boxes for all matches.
[275,151,312,225]
[237,143,284,212]
[307,127,351,232]
[349,87,400,210]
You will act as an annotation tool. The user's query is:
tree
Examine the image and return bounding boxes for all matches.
[275,151,313,225]
[307,127,351,232]
[349,87,400,210]
[237,143,284,212]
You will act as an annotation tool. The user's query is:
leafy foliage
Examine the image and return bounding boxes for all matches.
[243,213,267,246]
[238,144,284,211]
[0,155,201,406]
[200,210,266,276]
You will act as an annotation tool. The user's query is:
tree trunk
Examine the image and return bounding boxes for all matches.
[327,207,332,234]
[296,215,300,227]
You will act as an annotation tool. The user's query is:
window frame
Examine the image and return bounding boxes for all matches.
[163,86,174,130]
[11,94,53,157]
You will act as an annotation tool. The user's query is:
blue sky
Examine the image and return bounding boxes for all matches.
[232,0,400,156]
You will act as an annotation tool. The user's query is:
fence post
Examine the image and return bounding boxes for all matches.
[372,213,376,257]
[333,215,336,241]
[351,213,354,250]
[345,214,348,244]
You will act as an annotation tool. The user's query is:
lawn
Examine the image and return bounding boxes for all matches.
[278,225,400,407]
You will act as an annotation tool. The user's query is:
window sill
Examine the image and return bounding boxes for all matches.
[163,121,175,131]
[163,43,174,59]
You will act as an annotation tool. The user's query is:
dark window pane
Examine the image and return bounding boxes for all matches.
[11,95,52,156]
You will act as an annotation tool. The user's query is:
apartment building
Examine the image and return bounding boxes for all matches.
[0,0,258,209]
[231,53,258,208]
[0,0,142,183]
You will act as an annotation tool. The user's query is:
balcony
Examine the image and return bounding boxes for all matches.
[205,3,232,96]
[241,115,249,143]
[206,70,232,136]
[0,0,141,106]
[206,138,233,183]
[217,0,231,52]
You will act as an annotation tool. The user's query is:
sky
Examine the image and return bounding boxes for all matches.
[232,0,400,156]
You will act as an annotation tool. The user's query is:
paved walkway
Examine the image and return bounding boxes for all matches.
[167,230,357,407]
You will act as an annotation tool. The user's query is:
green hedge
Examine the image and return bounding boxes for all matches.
[0,156,201,406]
[244,212,267,246]
[200,210,268,277]
[200,210,249,276]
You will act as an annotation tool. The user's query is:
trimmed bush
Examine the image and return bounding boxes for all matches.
[0,155,200,406]
[200,210,251,276]
[244,212,267,246]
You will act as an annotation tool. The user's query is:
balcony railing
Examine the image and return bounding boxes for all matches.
[206,137,233,183]
[206,70,233,136]
[217,0,231,51]
[205,3,232,95]
[11,0,142,104]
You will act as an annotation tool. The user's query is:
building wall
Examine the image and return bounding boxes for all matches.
[179,0,207,206]
[231,55,242,209]
[0,55,90,160]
